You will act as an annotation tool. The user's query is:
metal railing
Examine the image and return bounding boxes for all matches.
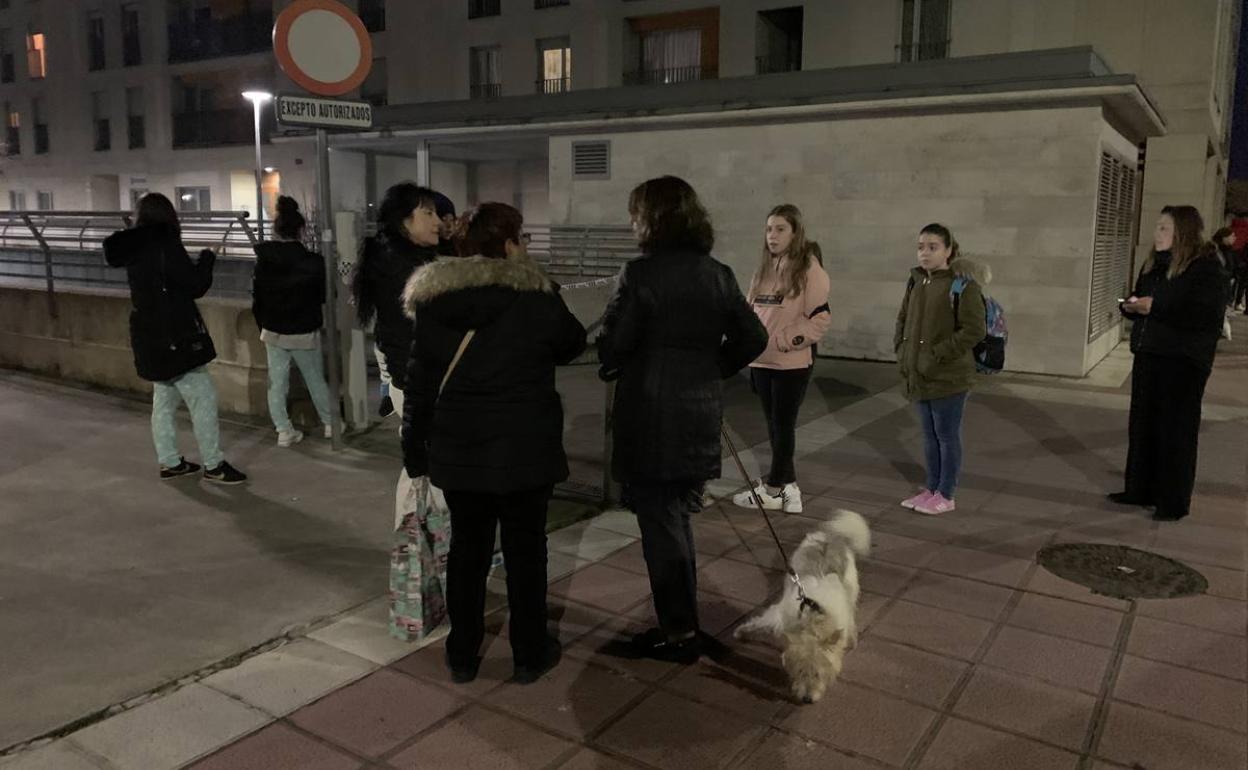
[0,211,261,315]
[755,55,800,75]
[526,225,636,281]
[468,0,501,19]
[897,40,950,62]
[172,108,261,148]
[537,77,571,94]
[623,65,718,86]
[535,0,570,8]
[469,82,502,99]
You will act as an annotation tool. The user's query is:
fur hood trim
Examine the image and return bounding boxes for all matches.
[403,255,552,317]
[952,257,992,285]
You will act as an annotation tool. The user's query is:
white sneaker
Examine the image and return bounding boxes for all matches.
[733,482,782,511]
[277,429,304,447]
[779,483,803,514]
[323,424,333,439]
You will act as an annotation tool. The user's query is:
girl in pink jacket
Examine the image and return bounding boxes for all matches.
[732,204,832,513]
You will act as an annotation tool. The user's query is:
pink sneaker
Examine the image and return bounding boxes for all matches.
[915,493,956,516]
[900,490,934,510]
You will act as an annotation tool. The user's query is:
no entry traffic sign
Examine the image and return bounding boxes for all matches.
[274,0,373,97]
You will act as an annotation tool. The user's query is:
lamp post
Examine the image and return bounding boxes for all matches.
[241,90,273,240]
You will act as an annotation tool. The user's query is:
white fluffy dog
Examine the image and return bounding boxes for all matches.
[734,509,871,703]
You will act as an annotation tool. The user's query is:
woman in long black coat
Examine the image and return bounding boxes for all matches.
[402,203,587,685]
[1113,205,1226,521]
[598,176,767,662]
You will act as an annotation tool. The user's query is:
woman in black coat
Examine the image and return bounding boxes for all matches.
[103,193,246,484]
[598,176,768,662]
[252,196,333,446]
[402,203,587,684]
[1113,205,1226,521]
[351,183,444,417]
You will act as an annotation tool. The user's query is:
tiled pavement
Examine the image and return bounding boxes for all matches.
[3,321,1247,769]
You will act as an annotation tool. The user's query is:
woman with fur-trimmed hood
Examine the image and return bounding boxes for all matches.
[401,202,587,686]
[893,223,989,516]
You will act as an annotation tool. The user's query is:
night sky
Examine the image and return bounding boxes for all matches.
[1229,3,1248,179]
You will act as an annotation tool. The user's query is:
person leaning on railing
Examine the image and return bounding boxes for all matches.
[103,193,247,485]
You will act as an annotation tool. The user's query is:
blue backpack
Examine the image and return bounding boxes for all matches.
[950,276,1007,374]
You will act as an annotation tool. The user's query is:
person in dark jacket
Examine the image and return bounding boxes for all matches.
[252,196,333,446]
[103,193,247,485]
[893,224,989,516]
[432,191,458,257]
[598,176,768,663]
[351,183,443,418]
[1112,205,1226,521]
[402,202,587,684]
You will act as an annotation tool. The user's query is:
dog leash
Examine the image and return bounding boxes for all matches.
[720,425,824,616]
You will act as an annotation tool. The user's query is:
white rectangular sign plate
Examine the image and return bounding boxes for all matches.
[277,95,374,130]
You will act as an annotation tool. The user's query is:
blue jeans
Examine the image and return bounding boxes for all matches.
[266,342,334,432]
[152,366,222,469]
[915,392,969,499]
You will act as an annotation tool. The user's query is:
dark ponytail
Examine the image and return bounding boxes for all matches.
[273,196,306,240]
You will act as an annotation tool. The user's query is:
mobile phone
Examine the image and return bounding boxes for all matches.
[1117,298,1129,304]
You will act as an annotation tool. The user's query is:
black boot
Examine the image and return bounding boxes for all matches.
[1107,491,1153,506]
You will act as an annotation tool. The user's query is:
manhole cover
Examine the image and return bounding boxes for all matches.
[1036,543,1208,600]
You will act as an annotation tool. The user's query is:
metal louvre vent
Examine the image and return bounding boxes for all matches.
[1088,151,1138,343]
[572,141,610,179]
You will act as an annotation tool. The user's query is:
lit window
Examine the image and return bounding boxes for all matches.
[26,32,46,79]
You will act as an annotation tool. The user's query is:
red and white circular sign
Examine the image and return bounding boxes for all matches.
[274,0,373,97]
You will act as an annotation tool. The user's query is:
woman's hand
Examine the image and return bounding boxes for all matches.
[1122,296,1153,315]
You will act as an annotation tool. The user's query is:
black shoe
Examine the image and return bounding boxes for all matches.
[446,650,481,684]
[378,395,394,418]
[203,461,247,485]
[512,638,562,684]
[630,627,700,664]
[1107,491,1152,506]
[160,458,202,480]
[1152,509,1188,522]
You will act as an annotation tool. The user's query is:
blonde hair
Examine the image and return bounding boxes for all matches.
[751,204,820,299]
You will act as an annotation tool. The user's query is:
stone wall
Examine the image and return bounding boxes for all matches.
[0,285,272,417]
[550,106,1129,376]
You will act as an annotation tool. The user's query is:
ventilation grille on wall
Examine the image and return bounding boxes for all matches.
[572,141,610,179]
[1088,151,1138,343]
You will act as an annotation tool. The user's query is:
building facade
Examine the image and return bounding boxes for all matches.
[0,0,1240,376]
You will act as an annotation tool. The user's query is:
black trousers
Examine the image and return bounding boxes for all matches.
[750,366,813,486]
[1124,353,1210,518]
[443,486,552,668]
[629,481,703,637]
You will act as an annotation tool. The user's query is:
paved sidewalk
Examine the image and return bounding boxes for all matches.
[3,317,1247,770]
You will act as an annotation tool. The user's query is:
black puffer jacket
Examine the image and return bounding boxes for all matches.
[103,225,217,382]
[598,251,768,484]
[401,255,587,494]
[357,234,436,390]
[1124,250,1225,371]
[252,241,326,334]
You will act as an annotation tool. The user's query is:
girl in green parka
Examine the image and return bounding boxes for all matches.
[893,224,988,515]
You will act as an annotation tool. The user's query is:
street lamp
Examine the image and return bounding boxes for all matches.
[241,90,273,240]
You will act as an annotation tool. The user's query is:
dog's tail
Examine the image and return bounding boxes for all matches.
[827,510,871,557]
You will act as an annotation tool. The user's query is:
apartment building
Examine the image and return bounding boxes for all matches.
[0,0,1240,377]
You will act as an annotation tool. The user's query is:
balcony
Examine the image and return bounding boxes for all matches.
[469,82,501,99]
[537,77,571,94]
[172,108,260,148]
[535,0,570,8]
[34,123,48,154]
[168,12,272,64]
[4,127,18,156]
[623,65,717,86]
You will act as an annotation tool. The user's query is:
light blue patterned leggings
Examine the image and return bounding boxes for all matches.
[152,366,223,469]
[266,342,333,433]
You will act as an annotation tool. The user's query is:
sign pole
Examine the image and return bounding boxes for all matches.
[317,127,343,451]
